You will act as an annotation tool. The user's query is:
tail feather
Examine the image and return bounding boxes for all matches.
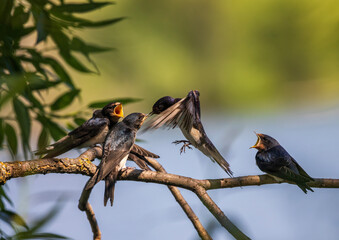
[200,143,233,177]
[35,136,74,158]
[104,171,118,206]
[84,170,100,191]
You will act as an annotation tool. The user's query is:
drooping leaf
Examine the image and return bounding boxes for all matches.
[43,57,74,89]
[88,98,142,108]
[0,185,12,208]
[28,76,62,90]
[50,89,80,111]
[34,9,50,44]
[4,123,17,156]
[59,50,93,73]
[66,122,76,131]
[12,4,30,29]
[0,0,14,25]
[0,74,27,108]
[23,90,44,111]
[0,210,28,229]
[70,37,113,55]
[78,17,125,28]
[51,2,113,13]
[13,232,68,239]
[73,117,86,126]
[13,98,31,147]
[37,127,49,152]
[36,115,66,141]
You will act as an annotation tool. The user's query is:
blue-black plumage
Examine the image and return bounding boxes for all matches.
[85,112,147,206]
[251,133,314,193]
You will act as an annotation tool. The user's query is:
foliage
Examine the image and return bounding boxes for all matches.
[0,0,131,238]
[0,0,125,160]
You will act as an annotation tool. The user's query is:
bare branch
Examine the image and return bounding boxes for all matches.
[1,151,339,240]
[84,202,101,240]
[146,157,212,240]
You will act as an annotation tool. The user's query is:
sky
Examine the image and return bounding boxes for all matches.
[5,106,339,240]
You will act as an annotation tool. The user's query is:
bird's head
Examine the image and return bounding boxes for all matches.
[102,102,124,122]
[150,96,180,115]
[250,132,280,151]
[123,112,147,130]
[92,109,103,118]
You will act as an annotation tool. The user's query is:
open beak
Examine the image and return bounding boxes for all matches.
[113,103,124,118]
[250,132,261,149]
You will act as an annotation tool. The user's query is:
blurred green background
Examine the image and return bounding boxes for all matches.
[68,0,339,113]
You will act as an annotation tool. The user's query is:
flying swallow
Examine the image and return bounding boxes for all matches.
[35,102,124,158]
[250,133,314,193]
[142,90,233,177]
[85,112,147,206]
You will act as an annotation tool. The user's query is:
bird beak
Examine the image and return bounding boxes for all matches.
[147,111,154,117]
[250,132,261,149]
[113,103,124,118]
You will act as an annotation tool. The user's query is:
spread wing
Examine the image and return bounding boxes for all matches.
[142,92,199,133]
[35,117,109,158]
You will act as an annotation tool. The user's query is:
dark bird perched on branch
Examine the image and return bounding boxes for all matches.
[142,90,233,177]
[251,133,314,193]
[35,102,124,158]
[85,113,147,206]
[35,102,159,168]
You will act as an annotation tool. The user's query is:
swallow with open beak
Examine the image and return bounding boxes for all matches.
[251,133,314,193]
[85,112,147,206]
[142,90,233,177]
[35,102,124,158]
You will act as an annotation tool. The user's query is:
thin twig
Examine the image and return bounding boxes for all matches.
[84,202,101,240]
[146,157,212,240]
[194,186,250,240]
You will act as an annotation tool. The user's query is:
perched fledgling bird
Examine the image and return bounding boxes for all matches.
[35,102,124,158]
[85,112,147,206]
[35,102,159,167]
[142,90,233,177]
[251,133,314,193]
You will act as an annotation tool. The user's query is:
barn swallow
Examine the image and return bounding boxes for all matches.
[35,102,124,158]
[85,112,147,206]
[251,133,314,193]
[142,90,233,177]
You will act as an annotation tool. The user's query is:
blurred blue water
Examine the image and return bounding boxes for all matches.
[5,107,339,240]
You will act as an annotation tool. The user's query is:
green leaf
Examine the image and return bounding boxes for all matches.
[0,0,14,25]
[0,210,28,230]
[5,123,17,156]
[14,232,68,239]
[78,17,125,28]
[59,50,93,73]
[43,57,74,89]
[13,98,31,148]
[51,2,113,13]
[70,37,113,55]
[88,98,142,108]
[34,9,50,44]
[36,115,66,141]
[73,117,86,126]
[12,4,30,28]
[37,128,49,152]
[28,76,62,91]
[23,90,44,111]
[50,89,80,111]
